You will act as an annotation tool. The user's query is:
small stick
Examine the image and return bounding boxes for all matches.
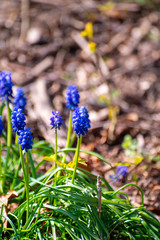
[20,0,30,41]
[97,175,102,218]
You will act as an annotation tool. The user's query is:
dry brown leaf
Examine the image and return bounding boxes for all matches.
[0,190,18,229]
[152,185,160,191]
[125,112,139,122]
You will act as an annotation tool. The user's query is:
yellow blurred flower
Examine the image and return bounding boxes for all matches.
[43,155,87,169]
[80,22,93,40]
[88,41,97,52]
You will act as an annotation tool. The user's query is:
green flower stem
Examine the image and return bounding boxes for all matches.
[13,133,19,166]
[54,129,57,169]
[69,133,76,148]
[26,151,29,221]
[19,146,29,220]
[3,103,12,191]
[15,133,19,146]
[71,136,81,184]
[2,147,10,191]
[62,110,72,163]
[53,129,58,205]
[20,145,26,181]
[55,110,73,186]
[54,129,58,188]
[11,133,20,190]
[7,102,12,148]
[0,139,2,193]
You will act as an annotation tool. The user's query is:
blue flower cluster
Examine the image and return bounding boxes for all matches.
[13,87,27,112]
[72,106,91,137]
[18,127,33,152]
[50,111,63,130]
[0,116,4,135]
[66,85,80,110]
[11,109,26,135]
[0,70,33,152]
[0,71,14,102]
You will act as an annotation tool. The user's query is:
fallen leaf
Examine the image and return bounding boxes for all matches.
[0,191,18,229]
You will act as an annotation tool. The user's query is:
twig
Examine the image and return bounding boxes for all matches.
[71,31,109,79]
[20,0,30,41]
[97,175,102,218]
[109,221,124,236]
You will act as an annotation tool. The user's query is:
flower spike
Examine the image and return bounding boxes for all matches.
[116,166,128,180]
[13,87,27,112]
[0,71,14,102]
[50,111,63,130]
[66,85,80,110]
[111,166,128,183]
[72,106,91,137]
[18,127,33,152]
[11,108,26,135]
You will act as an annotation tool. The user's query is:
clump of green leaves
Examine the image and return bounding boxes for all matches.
[122,135,138,158]
[122,134,143,165]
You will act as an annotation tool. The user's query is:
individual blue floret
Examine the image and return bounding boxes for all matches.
[18,127,33,152]
[0,71,14,102]
[66,85,80,110]
[72,106,91,137]
[13,87,27,112]
[50,111,63,130]
[11,109,26,135]
[0,116,4,135]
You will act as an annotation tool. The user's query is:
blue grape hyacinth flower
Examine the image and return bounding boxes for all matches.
[0,71,14,102]
[66,85,80,110]
[72,106,91,137]
[116,166,128,179]
[111,165,128,183]
[18,127,33,152]
[50,111,63,130]
[11,109,26,135]
[13,87,27,112]
[0,116,4,135]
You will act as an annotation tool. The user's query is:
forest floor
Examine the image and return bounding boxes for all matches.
[0,0,160,220]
